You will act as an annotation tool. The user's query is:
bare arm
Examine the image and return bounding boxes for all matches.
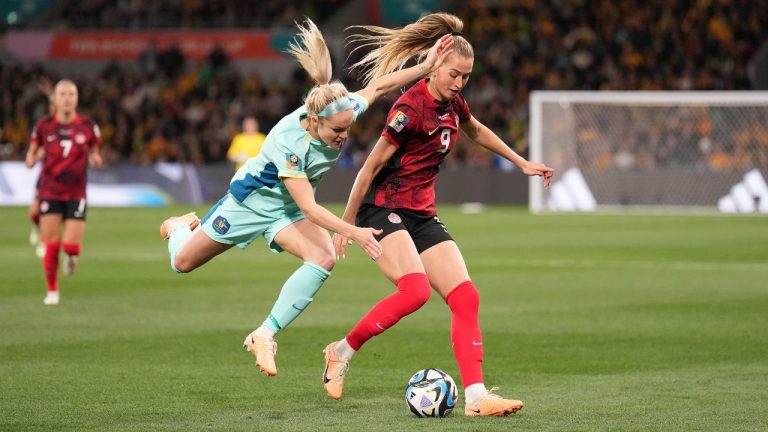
[25,141,40,168]
[460,115,554,187]
[88,145,103,168]
[354,34,454,107]
[283,176,382,260]
[334,136,398,258]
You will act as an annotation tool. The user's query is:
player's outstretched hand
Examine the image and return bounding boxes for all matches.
[351,227,383,261]
[332,232,351,260]
[522,162,554,188]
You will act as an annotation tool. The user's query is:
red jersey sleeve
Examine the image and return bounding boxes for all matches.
[381,103,419,149]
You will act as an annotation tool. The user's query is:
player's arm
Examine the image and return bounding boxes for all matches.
[353,35,454,106]
[25,125,41,168]
[283,177,383,260]
[460,115,553,187]
[25,142,40,168]
[334,136,398,258]
[88,122,104,168]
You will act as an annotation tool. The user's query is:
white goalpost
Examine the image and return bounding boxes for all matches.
[529,91,768,214]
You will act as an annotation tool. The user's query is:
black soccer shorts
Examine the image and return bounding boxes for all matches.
[356,204,453,254]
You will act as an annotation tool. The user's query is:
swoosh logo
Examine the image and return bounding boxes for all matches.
[323,364,332,384]
[472,341,483,346]
[470,408,481,414]
[428,127,440,135]
[375,323,385,330]
[292,304,304,311]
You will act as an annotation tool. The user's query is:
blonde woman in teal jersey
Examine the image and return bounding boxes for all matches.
[159,19,455,377]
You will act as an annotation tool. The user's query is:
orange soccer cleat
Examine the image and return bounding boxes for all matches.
[159,212,200,240]
[464,388,524,417]
[322,342,349,400]
[243,331,278,376]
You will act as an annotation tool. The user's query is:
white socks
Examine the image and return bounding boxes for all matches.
[464,383,489,405]
[333,338,357,362]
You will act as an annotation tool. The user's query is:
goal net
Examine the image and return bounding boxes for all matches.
[529,91,768,214]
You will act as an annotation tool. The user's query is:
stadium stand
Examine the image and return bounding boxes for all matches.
[1,0,766,169]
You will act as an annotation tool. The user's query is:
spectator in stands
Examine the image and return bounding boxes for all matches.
[226,115,266,171]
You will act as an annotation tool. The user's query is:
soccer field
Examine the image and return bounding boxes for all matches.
[1,205,767,431]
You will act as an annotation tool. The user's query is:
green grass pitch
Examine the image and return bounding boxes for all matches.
[1,205,767,431]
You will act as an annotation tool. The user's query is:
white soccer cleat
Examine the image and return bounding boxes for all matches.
[43,291,60,305]
[63,255,78,276]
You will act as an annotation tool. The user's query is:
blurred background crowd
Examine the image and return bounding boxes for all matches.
[1,0,766,170]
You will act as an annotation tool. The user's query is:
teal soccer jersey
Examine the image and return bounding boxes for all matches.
[231,92,367,213]
[200,93,368,251]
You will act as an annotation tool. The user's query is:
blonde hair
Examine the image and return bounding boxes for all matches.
[287,19,349,116]
[348,12,474,86]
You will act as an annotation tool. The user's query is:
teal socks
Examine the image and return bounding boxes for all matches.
[264,262,330,333]
[168,226,193,273]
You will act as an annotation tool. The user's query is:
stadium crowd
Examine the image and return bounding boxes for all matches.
[1,0,766,170]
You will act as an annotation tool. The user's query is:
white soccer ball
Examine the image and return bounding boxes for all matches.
[405,368,458,418]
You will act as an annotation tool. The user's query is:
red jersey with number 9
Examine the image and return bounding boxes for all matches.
[364,79,471,216]
[31,114,101,201]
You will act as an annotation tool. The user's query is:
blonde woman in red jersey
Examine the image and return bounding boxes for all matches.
[26,80,103,305]
[322,13,553,416]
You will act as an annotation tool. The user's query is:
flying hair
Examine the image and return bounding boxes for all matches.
[286,18,349,116]
[347,12,474,87]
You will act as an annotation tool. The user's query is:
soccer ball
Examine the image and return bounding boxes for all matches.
[405,368,458,418]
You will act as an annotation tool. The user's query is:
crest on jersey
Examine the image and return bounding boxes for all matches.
[212,216,231,234]
[285,153,302,171]
[75,133,86,144]
[387,212,402,224]
[388,110,409,133]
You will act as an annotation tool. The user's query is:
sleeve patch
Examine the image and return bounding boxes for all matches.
[388,110,409,133]
[285,153,303,171]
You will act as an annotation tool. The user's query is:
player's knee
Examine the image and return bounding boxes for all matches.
[446,280,479,313]
[306,248,336,272]
[398,273,431,305]
[173,255,196,273]
[409,283,431,308]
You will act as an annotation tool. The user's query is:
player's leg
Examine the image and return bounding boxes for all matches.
[170,228,233,273]
[420,240,523,416]
[60,199,87,276]
[242,218,334,376]
[323,218,431,399]
[61,219,85,276]
[38,201,63,304]
[28,195,41,250]
[163,196,235,273]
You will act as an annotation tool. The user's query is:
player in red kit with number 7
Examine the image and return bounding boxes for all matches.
[322,14,554,416]
[26,80,103,305]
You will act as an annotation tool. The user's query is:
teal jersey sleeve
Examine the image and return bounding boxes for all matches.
[273,132,310,180]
